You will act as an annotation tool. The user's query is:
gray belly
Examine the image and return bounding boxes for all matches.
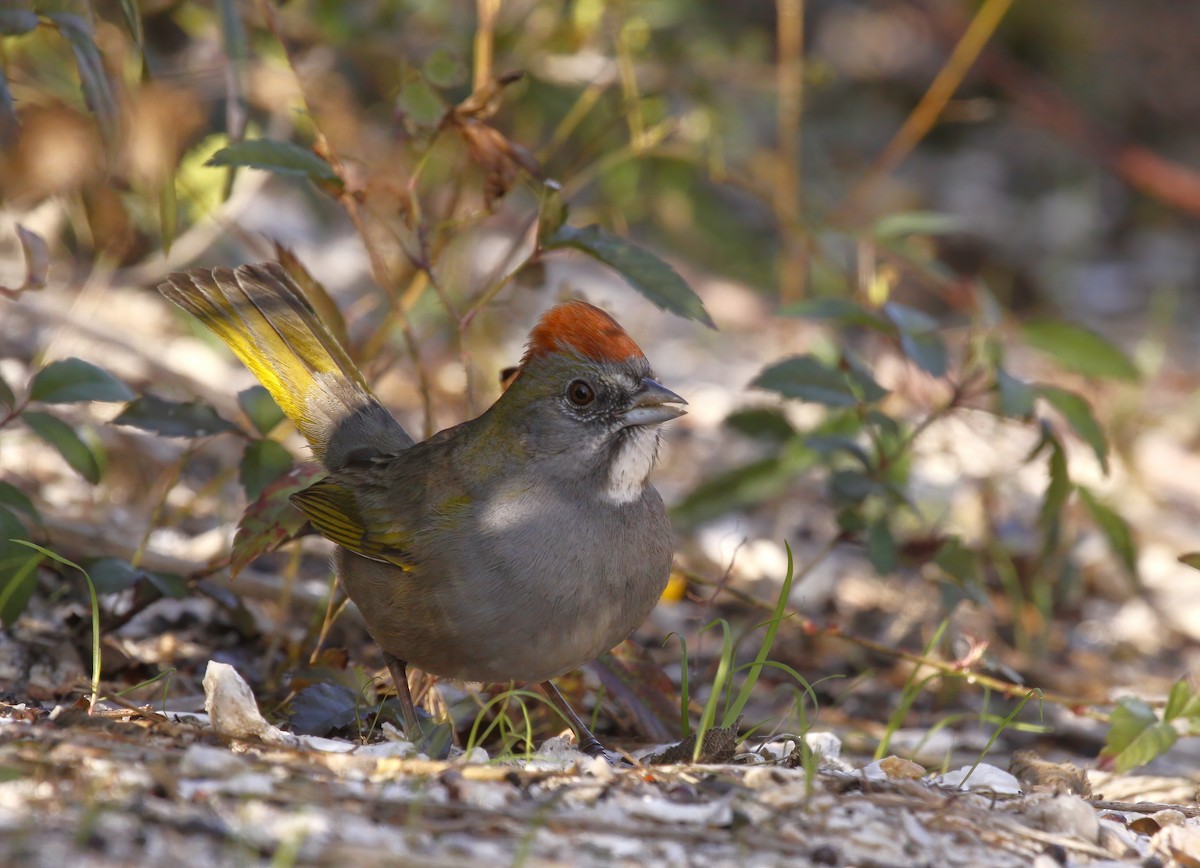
[335,487,673,683]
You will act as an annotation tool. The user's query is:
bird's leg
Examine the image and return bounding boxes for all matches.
[540,680,621,764]
[383,652,423,740]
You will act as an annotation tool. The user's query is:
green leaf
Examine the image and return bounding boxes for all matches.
[884,303,947,377]
[1179,552,1200,572]
[46,14,119,145]
[0,371,14,410]
[1116,720,1177,774]
[1078,487,1138,579]
[536,181,568,242]
[752,354,887,407]
[883,302,938,334]
[542,224,714,328]
[146,572,188,599]
[872,211,964,240]
[423,46,466,87]
[114,395,239,438]
[1037,386,1109,473]
[672,454,811,528]
[1101,696,1157,757]
[723,408,795,443]
[1164,679,1195,723]
[29,358,134,404]
[780,297,891,331]
[397,75,446,127]
[88,558,144,594]
[829,469,882,505]
[0,10,39,35]
[1038,434,1072,532]
[804,434,871,469]
[935,536,980,587]
[118,0,143,45]
[1022,320,1139,382]
[206,140,340,185]
[0,506,39,626]
[238,386,285,437]
[22,411,101,483]
[89,556,185,598]
[240,440,295,502]
[866,518,897,574]
[0,482,39,525]
[995,367,1035,418]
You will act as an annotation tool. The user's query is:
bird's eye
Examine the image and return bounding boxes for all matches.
[567,379,595,406]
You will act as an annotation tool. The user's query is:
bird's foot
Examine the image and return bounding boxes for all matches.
[577,733,633,767]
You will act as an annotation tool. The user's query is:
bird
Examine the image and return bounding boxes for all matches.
[159,262,686,760]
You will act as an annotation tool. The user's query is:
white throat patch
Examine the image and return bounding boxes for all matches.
[605,426,661,504]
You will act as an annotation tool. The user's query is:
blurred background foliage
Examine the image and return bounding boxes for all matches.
[3,0,1200,768]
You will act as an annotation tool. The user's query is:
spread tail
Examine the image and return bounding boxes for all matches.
[159,262,411,467]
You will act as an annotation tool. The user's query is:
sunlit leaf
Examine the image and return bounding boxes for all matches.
[238,387,285,437]
[1164,679,1195,723]
[543,224,714,328]
[1023,320,1139,382]
[1078,486,1138,579]
[22,411,101,483]
[240,439,295,502]
[207,140,340,185]
[114,395,239,438]
[873,211,964,240]
[29,358,134,404]
[47,14,119,144]
[1101,696,1156,757]
[1037,386,1109,472]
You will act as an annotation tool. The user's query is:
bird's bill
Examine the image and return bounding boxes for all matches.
[620,378,687,427]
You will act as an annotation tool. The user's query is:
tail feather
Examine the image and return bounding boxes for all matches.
[160,262,412,466]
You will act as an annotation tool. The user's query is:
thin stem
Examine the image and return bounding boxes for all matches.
[774,0,806,302]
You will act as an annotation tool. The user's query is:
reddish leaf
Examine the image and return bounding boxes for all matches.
[590,642,683,743]
[230,464,324,577]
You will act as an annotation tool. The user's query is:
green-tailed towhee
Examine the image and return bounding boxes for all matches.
[159,262,686,760]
